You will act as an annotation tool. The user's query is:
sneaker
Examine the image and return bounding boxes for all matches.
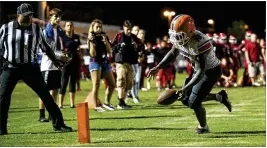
[157,87,161,92]
[70,105,76,108]
[53,124,73,132]
[123,101,132,108]
[0,128,8,135]
[117,104,131,110]
[127,93,133,98]
[253,82,261,87]
[218,90,232,112]
[195,125,210,134]
[141,88,148,91]
[95,107,106,112]
[102,104,115,111]
[133,97,140,104]
[39,117,49,122]
[233,83,238,87]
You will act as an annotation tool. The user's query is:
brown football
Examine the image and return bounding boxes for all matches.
[157,89,180,105]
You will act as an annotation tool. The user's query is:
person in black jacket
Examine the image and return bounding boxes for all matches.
[111,20,142,109]
[58,21,81,108]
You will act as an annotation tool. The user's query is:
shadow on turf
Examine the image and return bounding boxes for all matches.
[207,130,266,138]
[215,130,266,135]
[207,135,248,138]
[10,106,37,109]
[8,127,187,135]
[93,140,136,144]
[8,130,78,135]
[9,109,38,113]
[90,127,188,131]
[64,114,184,121]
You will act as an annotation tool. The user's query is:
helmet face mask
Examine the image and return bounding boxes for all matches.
[169,29,190,48]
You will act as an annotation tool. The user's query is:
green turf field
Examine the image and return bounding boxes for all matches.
[0,72,266,147]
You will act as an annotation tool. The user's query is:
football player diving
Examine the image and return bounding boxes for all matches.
[147,14,232,134]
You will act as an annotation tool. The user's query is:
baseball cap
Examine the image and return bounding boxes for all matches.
[17,3,34,16]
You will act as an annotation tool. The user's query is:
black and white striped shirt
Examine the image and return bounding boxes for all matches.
[0,20,56,66]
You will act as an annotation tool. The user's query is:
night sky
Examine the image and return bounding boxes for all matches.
[1,1,266,43]
[88,1,266,42]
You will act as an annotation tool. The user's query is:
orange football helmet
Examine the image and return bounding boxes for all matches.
[169,14,196,47]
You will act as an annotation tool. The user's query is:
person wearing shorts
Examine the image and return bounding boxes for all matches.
[245,33,265,86]
[39,8,64,121]
[86,19,116,112]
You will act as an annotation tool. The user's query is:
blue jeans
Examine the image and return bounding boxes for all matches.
[88,62,111,73]
[131,64,141,98]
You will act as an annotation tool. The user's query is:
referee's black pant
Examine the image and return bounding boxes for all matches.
[0,63,65,131]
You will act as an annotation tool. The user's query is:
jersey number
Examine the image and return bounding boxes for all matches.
[196,34,202,42]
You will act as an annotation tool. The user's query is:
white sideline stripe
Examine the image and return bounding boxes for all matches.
[156,96,264,127]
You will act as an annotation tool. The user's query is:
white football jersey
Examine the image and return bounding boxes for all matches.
[178,30,220,70]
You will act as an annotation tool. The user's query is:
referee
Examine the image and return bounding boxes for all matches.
[0,3,72,135]
[0,9,9,75]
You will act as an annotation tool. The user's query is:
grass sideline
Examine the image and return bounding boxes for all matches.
[0,70,266,147]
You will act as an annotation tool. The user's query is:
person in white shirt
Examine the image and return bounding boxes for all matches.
[39,8,65,122]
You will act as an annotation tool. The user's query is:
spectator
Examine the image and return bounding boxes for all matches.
[260,39,266,70]
[218,58,236,88]
[206,33,213,40]
[39,8,65,121]
[144,42,155,90]
[137,29,148,92]
[58,21,81,108]
[153,40,172,90]
[237,31,253,87]
[212,33,219,44]
[128,25,143,103]
[260,39,266,83]
[86,19,116,112]
[153,37,161,49]
[162,35,172,48]
[245,33,265,86]
[111,20,141,109]
[131,26,140,36]
[228,35,241,83]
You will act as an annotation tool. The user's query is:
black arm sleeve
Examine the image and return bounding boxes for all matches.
[181,54,206,92]
[156,46,179,69]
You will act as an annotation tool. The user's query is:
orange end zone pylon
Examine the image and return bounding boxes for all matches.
[76,102,90,143]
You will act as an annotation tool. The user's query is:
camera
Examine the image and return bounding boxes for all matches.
[90,31,105,37]
[89,31,106,43]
